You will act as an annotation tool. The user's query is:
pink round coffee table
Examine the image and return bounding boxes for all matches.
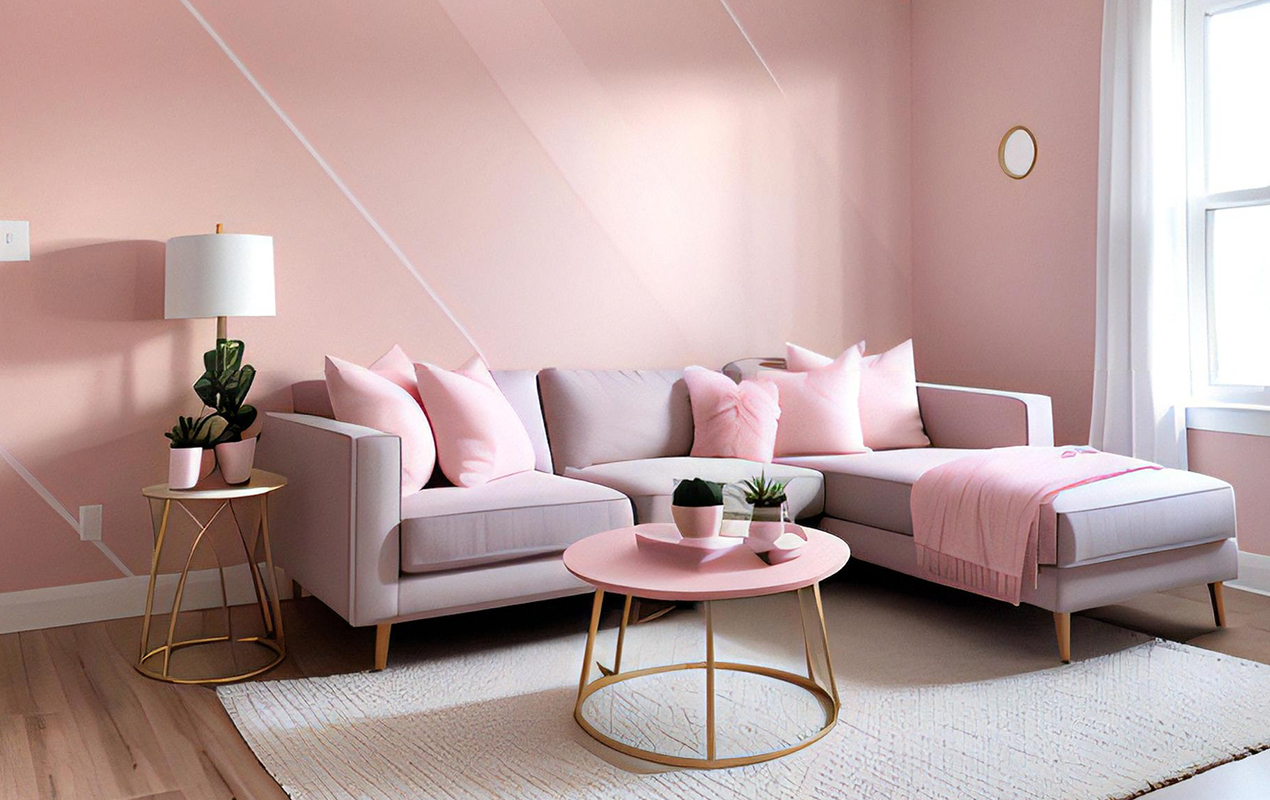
[563,523,850,770]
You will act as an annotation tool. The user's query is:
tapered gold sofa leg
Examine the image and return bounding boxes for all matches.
[1054,612,1071,664]
[1208,582,1228,628]
[374,623,392,671]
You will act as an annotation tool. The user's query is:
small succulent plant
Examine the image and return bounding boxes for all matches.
[672,477,724,507]
[741,473,788,508]
[165,413,229,449]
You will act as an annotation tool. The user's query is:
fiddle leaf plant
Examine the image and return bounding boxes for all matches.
[193,339,257,442]
[165,413,230,449]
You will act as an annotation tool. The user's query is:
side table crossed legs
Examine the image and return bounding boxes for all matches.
[137,495,285,684]
[573,583,840,769]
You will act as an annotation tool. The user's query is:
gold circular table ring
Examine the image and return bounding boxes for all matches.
[574,658,839,770]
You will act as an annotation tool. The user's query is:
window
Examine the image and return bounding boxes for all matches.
[1186,0,1270,405]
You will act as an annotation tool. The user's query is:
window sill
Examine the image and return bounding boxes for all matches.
[1186,403,1270,438]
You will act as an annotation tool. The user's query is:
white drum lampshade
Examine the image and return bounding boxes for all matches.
[165,231,275,340]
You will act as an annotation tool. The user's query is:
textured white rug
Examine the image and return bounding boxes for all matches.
[220,586,1270,800]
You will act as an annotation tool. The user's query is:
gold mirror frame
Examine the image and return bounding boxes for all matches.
[998,125,1037,180]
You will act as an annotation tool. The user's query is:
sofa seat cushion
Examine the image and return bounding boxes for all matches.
[400,470,632,574]
[565,457,825,524]
[1044,468,1234,566]
[776,449,977,535]
[779,450,1237,567]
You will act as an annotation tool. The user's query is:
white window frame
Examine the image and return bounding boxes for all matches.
[1185,0,1270,407]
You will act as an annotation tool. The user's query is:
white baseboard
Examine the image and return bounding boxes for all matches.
[0,564,293,635]
[1229,550,1270,597]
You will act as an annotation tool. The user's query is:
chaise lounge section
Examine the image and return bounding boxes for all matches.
[261,365,1238,668]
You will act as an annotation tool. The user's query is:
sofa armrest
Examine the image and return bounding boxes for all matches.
[916,383,1054,449]
[257,412,401,626]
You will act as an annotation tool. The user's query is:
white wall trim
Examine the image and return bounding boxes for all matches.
[0,564,292,635]
[1186,404,1270,438]
[1230,550,1270,597]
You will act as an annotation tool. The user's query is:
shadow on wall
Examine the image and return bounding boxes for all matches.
[0,240,253,581]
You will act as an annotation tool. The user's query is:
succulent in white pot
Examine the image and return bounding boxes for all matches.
[742,473,790,549]
[165,413,227,489]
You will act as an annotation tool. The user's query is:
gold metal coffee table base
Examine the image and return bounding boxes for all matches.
[573,585,841,770]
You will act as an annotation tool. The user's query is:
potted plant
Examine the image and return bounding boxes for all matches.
[742,472,791,548]
[165,413,228,489]
[195,339,259,485]
[670,478,725,539]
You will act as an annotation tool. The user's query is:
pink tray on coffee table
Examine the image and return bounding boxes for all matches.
[633,524,745,565]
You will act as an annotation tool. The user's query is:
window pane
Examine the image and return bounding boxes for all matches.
[1209,205,1270,387]
[1207,2,1270,193]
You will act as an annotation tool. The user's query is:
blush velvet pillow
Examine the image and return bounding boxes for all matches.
[324,355,437,495]
[683,366,781,462]
[757,347,869,457]
[414,357,536,487]
[785,339,930,450]
[369,344,423,405]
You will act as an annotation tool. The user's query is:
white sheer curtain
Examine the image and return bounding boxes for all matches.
[1089,0,1190,468]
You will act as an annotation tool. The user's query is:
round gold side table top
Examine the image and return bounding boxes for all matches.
[137,468,288,685]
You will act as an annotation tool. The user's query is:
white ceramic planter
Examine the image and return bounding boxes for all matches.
[671,504,724,539]
[746,504,787,549]
[168,447,203,489]
[215,438,257,485]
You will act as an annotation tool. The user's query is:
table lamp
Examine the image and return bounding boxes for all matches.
[165,223,275,344]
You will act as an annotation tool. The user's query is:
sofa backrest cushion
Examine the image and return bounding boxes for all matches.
[289,369,554,474]
[538,368,693,472]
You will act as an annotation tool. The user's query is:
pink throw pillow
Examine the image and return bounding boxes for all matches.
[785,339,930,450]
[414,357,536,487]
[757,348,869,457]
[369,344,422,405]
[324,356,437,495]
[683,366,781,462]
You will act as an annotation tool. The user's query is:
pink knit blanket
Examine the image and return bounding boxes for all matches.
[910,446,1162,605]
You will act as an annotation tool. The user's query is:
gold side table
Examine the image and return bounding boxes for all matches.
[138,469,287,684]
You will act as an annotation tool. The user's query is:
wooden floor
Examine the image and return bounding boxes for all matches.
[2,568,1269,800]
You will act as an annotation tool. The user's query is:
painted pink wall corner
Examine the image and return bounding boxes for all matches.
[1189,431,1270,558]
[0,0,914,595]
[910,0,1104,446]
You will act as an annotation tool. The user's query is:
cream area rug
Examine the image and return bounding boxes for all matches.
[219,580,1270,800]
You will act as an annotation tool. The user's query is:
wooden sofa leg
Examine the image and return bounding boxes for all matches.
[1054,612,1071,664]
[374,623,392,671]
[1208,582,1228,628]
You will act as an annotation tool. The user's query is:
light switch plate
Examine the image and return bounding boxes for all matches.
[0,221,30,261]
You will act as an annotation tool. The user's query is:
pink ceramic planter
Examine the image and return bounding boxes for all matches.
[670,504,723,539]
[168,448,202,489]
[215,438,257,485]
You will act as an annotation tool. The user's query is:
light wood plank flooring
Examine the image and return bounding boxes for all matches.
[2,564,1268,800]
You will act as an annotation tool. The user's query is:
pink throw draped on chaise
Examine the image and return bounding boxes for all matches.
[910,446,1163,604]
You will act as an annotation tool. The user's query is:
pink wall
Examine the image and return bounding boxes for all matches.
[0,0,913,594]
[910,0,1104,446]
[1189,431,1270,557]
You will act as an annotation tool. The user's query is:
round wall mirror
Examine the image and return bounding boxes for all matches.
[999,125,1037,179]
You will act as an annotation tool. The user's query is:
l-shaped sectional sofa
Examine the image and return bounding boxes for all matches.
[259,364,1237,669]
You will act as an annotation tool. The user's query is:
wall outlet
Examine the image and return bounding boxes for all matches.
[78,505,103,541]
[0,221,30,261]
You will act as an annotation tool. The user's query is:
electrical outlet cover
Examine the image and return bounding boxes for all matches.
[0,221,30,261]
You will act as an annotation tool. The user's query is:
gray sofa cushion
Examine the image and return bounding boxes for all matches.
[780,450,1237,567]
[538,368,693,472]
[565,457,825,524]
[400,471,632,574]
[776,450,976,534]
[1046,468,1235,566]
